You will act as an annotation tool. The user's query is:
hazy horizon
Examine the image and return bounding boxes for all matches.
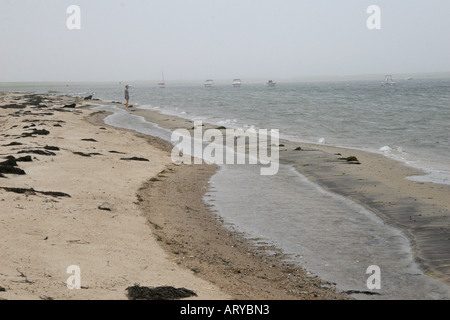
[1,71,450,88]
[1,0,449,83]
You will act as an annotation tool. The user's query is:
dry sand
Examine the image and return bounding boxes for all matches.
[0,92,230,300]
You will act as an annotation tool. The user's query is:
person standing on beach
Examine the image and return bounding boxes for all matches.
[124,85,130,108]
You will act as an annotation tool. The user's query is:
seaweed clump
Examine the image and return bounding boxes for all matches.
[0,165,26,175]
[342,156,358,161]
[120,157,149,162]
[339,156,360,164]
[125,285,197,300]
[0,187,71,198]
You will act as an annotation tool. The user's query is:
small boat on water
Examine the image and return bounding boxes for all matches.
[381,75,395,86]
[232,79,242,87]
[158,71,166,88]
[204,79,215,87]
[265,80,276,87]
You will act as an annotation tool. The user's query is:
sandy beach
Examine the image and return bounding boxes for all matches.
[0,92,349,300]
[2,91,450,300]
[0,92,231,300]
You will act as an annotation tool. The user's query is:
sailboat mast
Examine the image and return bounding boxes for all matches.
[158,68,166,88]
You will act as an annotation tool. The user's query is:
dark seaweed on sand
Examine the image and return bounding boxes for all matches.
[18,150,56,156]
[120,157,149,162]
[72,152,102,157]
[0,104,26,109]
[21,129,50,137]
[44,145,60,151]
[125,285,197,300]
[0,155,33,176]
[339,156,359,162]
[0,158,18,167]
[0,166,26,175]
[2,142,23,147]
[6,155,32,162]
[24,94,44,106]
[73,152,92,157]
[0,187,71,198]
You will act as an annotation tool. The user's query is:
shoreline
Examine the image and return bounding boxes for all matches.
[90,103,349,299]
[125,105,450,287]
[135,160,347,299]
[0,91,348,300]
[2,90,450,299]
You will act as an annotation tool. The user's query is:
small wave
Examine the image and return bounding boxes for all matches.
[379,145,403,153]
[135,104,155,110]
[407,170,450,186]
[217,119,238,125]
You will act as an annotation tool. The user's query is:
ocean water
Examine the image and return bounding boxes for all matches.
[3,78,450,298]
[140,79,450,185]
[8,78,448,184]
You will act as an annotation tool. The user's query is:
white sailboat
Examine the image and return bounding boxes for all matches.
[381,74,395,86]
[158,71,166,88]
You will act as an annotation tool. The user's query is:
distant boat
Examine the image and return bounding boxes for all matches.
[232,79,242,87]
[381,75,395,86]
[204,79,215,87]
[265,80,276,87]
[158,71,166,88]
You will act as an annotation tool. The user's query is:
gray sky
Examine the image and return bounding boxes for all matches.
[1,0,449,82]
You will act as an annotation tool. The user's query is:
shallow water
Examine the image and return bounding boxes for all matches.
[206,164,450,299]
[93,103,450,299]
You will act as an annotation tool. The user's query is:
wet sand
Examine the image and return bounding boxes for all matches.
[128,106,450,287]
